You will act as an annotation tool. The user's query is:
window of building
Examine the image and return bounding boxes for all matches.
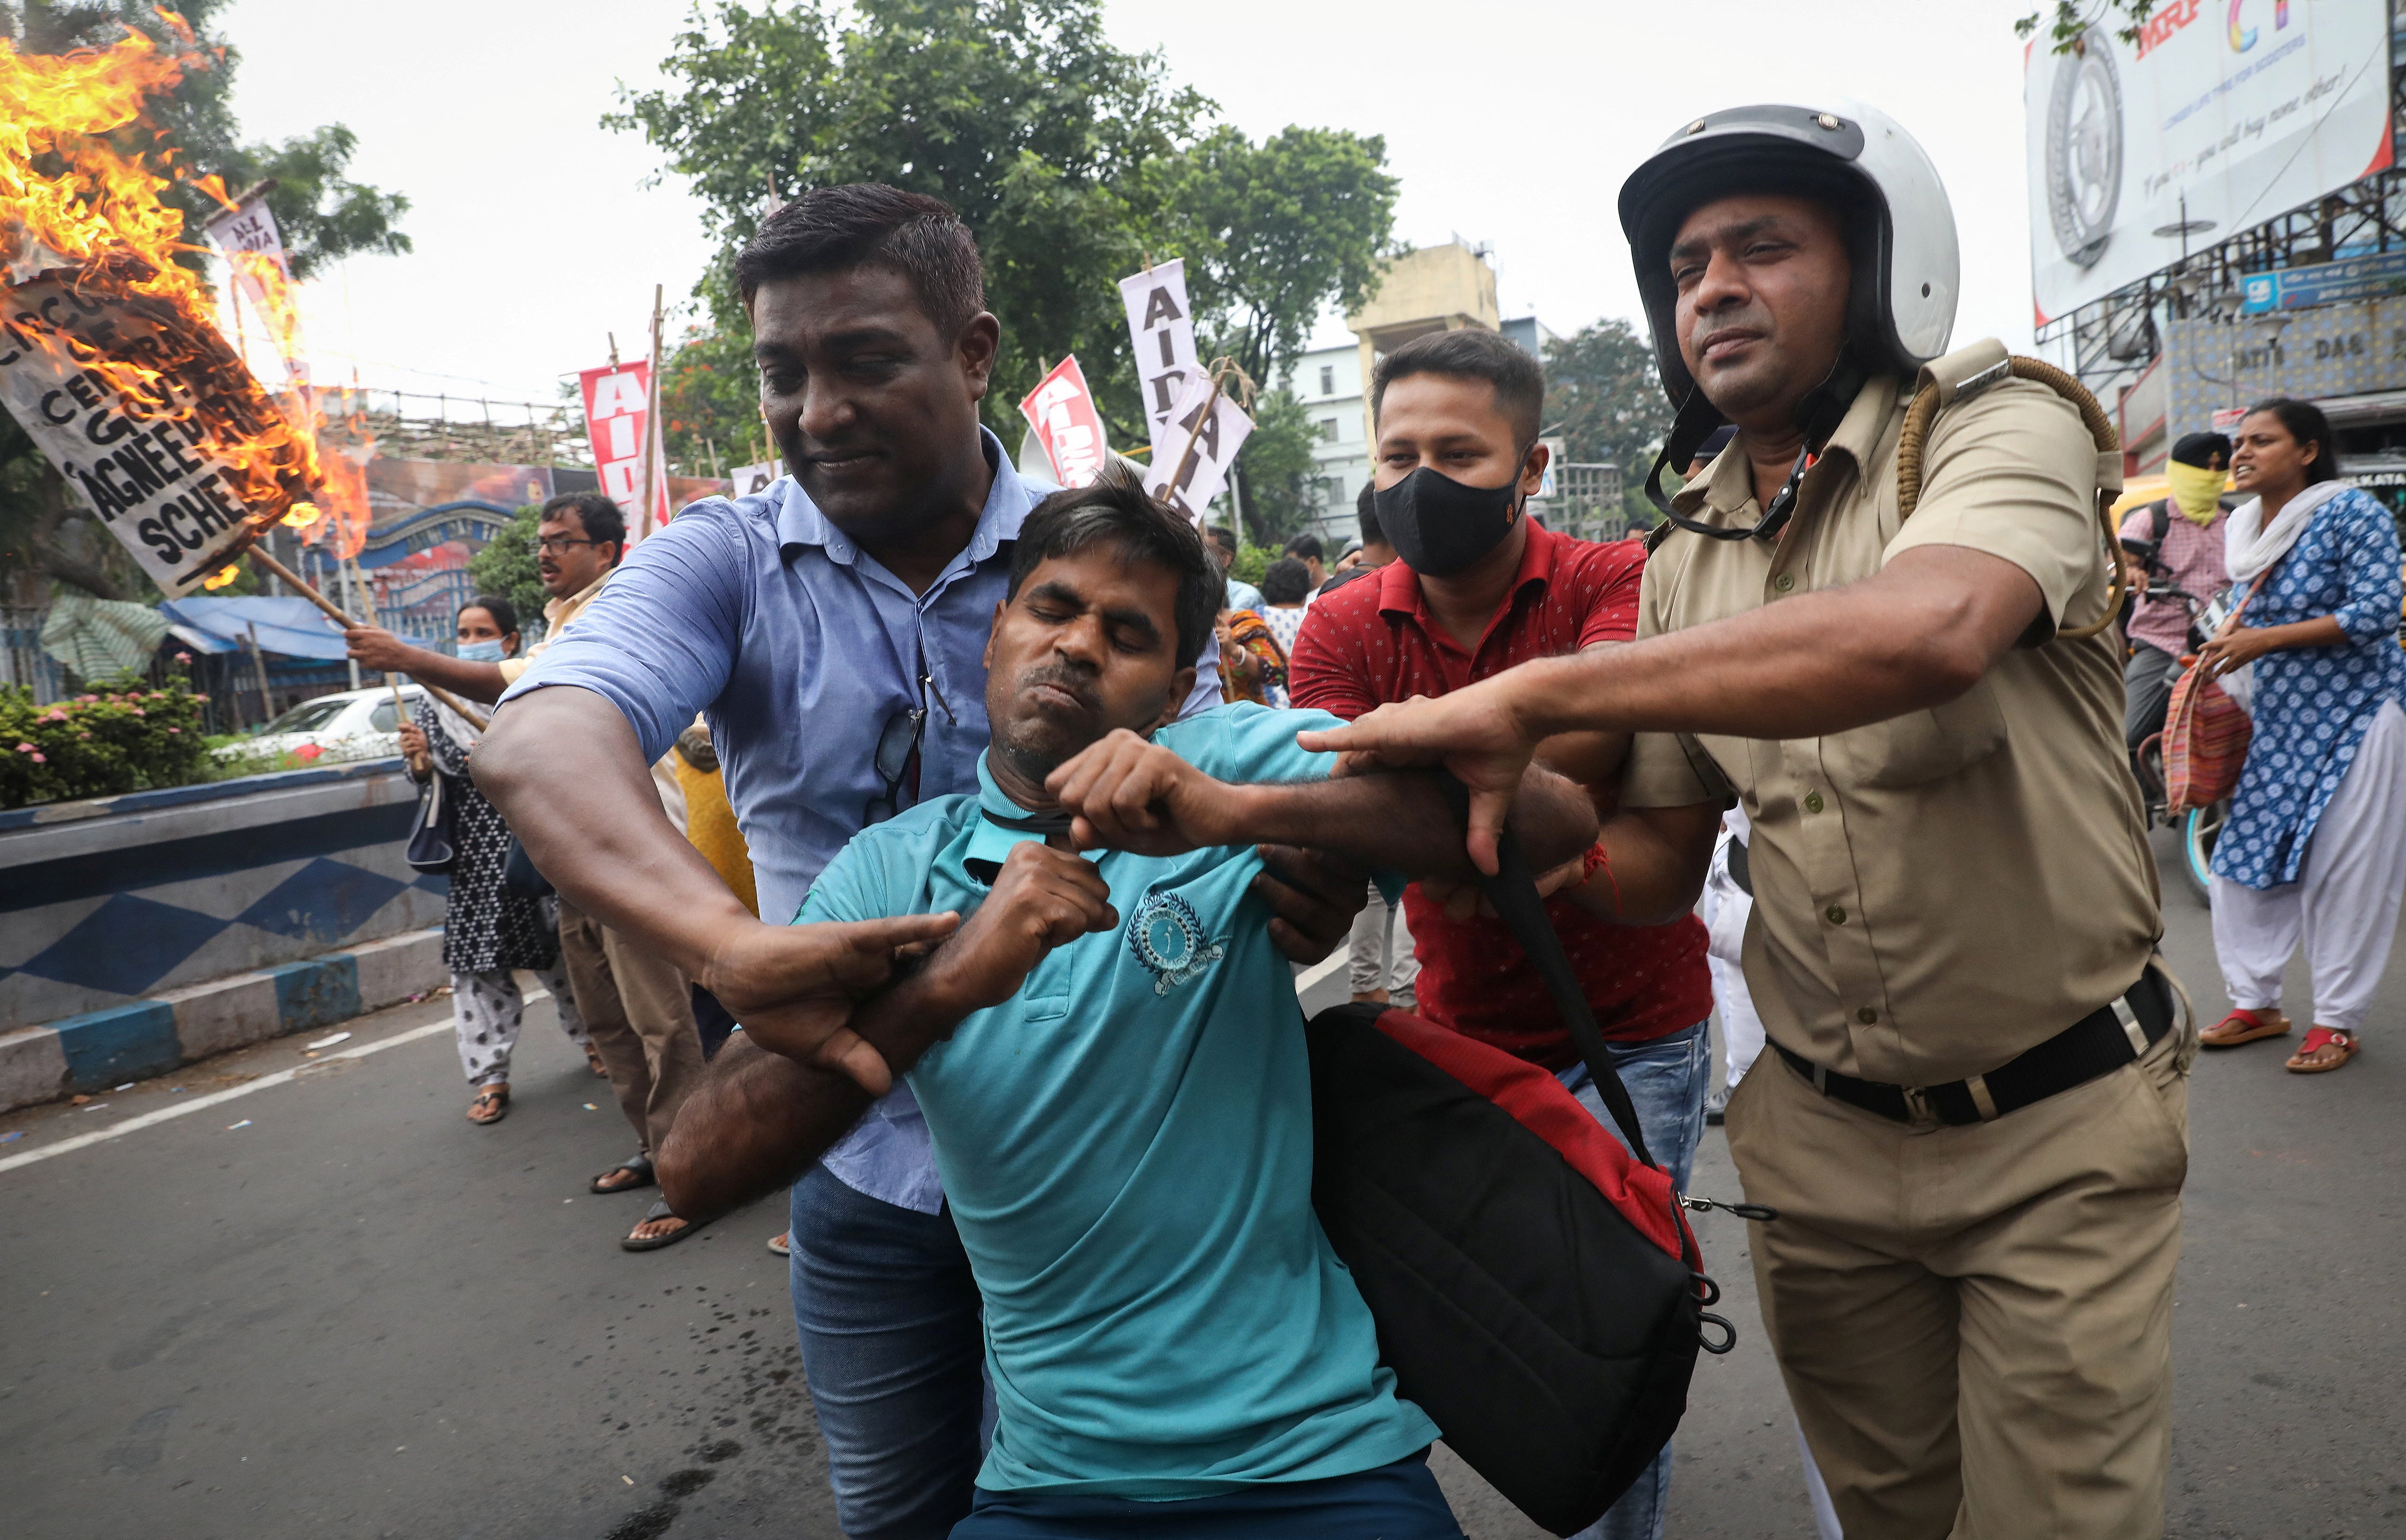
[1318,417,1339,443]
[1318,365,1336,396]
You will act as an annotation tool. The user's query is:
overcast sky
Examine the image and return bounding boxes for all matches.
[216,0,2046,415]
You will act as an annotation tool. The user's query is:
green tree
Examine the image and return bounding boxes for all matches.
[1543,319,1680,536]
[2016,1,2157,50]
[466,506,548,633]
[1233,390,1321,545]
[612,0,1397,488]
[0,1,412,600]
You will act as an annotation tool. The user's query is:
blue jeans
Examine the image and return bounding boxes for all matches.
[956,1451,1462,1538]
[1553,1019,1712,1540]
[788,1162,994,1540]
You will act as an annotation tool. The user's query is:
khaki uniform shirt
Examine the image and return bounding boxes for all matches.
[1623,339,2161,1087]
[496,569,688,834]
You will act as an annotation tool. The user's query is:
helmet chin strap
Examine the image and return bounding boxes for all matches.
[1648,351,1869,543]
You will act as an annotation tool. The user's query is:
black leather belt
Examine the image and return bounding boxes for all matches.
[1776,971,2174,1126]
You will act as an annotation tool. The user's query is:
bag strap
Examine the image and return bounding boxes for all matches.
[1436,776,1660,1170]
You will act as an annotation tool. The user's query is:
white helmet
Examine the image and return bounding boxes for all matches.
[1618,100,1960,402]
[1617,100,1960,529]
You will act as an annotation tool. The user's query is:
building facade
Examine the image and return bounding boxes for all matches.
[1277,341,1374,546]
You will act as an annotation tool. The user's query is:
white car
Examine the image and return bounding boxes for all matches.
[213,685,428,766]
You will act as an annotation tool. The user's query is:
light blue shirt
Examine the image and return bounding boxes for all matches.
[798,703,1432,1496]
[501,430,1218,1211]
[1225,574,1264,612]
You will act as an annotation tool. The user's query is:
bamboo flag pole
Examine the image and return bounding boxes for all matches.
[245,545,492,730]
[640,283,665,538]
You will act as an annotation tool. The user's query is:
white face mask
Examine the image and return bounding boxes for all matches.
[457,639,506,662]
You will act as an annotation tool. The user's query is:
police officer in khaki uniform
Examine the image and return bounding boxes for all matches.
[1300,103,2185,1539]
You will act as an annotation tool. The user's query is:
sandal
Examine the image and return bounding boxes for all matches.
[584,1044,609,1079]
[2201,1008,2290,1048]
[2285,1026,2358,1073]
[621,1200,708,1252]
[590,1154,656,1195]
[467,1085,509,1125]
[767,1231,791,1258]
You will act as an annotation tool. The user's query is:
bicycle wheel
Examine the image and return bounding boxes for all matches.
[2181,799,2226,903]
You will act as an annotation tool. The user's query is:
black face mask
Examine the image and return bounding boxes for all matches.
[1374,466,1523,578]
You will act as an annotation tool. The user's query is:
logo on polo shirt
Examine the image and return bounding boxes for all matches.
[1126,890,1224,996]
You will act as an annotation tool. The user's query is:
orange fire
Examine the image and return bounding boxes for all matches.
[0,18,326,537]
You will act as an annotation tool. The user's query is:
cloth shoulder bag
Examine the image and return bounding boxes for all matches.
[404,770,458,875]
[2163,567,2274,815]
[1307,798,1742,1535]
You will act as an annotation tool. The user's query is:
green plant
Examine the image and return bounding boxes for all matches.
[0,674,210,809]
[1227,545,1271,587]
[466,505,549,637]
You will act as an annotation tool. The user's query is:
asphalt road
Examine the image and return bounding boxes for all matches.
[3,823,2399,1539]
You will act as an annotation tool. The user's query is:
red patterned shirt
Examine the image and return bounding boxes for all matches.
[1288,521,1712,1065]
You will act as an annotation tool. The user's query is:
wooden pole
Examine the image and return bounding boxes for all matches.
[641,283,665,538]
[245,545,491,729]
[244,621,273,724]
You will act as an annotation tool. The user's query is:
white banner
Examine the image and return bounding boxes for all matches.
[729,460,781,498]
[203,193,309,390]
[2026,0,2393,322]
[1142,373,1253,527]
[1119,259,1200,463]
[0,275,312,595]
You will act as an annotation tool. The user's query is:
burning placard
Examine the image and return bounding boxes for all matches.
[1119,260,1200,465]
[1017,357,1109,487]
[1142,370,1253,527]
[0,27,325,597]
[202,188,306,391]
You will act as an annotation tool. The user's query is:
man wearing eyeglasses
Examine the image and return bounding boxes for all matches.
[475,185,1366,1538]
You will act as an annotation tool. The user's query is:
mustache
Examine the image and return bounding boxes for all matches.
[1016,662,1100,713]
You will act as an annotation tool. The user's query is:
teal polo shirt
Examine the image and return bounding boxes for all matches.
[796,702,1435,1497]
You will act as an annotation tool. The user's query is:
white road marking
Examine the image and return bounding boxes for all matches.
[0,995,510,1175]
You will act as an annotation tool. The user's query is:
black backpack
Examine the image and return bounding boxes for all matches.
[1308,821,1744,1535]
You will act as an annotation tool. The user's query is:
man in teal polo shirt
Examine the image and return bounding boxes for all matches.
[659,470,1597,1535]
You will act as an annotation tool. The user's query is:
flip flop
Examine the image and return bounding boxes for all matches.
[584,1045,610,1078]
[767,1231,791,1258]
[590,1154,655,1195]
[467,1085,509,1125]
[621,1200,707,1252]
[2285,1026,2358,1074]
[2201,1008,2289,1048]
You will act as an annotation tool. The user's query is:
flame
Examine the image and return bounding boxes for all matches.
[200,563,238,589]
[0,19,327,544]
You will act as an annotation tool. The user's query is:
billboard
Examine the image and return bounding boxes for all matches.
[2163,296,2406,441]
[2026,0,2394,323]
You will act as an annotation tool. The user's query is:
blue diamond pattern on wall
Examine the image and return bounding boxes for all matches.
[235,858,410,943]
[19,892,233,996]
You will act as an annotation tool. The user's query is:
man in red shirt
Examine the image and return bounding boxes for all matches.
[1289,326,1720,1540]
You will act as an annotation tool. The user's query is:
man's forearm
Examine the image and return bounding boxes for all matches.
[1561,803,1721,926]
[1505,546,2043,744]
[398,647,509,705]
[474,685,753,978]
[1226,766,1597,881]
[657,1034,872,1223]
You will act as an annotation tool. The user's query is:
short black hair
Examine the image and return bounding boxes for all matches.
[539,491,626,564]
[1260,557,1312,605]
[1356,480,1385,546]
[1372,328,1545,452]
[1282,532,1324,562]
[735,183,985,338]
[2169,431,2231,470]
[1205,524,1237,551]
[1008,465,1220,666]
[459,593,519,638]
[2242,399,2339,484]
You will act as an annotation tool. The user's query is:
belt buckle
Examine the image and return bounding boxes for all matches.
[1900,1084,1939,1127]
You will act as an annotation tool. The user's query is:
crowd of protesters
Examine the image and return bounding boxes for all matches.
[320,94,2403,1540]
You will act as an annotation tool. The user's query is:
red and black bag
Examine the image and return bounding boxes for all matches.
[1308,821,1741,1535]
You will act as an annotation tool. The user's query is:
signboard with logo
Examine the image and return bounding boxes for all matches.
[1017,357,1111,488]
[2026,0,2393,323]
[2240,249,2406,313]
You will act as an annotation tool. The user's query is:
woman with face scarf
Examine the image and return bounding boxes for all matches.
[398,595,598,1123]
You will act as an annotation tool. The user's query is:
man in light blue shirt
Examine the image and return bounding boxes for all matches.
[659,472,1597,1534]
[476,185,1364,1537]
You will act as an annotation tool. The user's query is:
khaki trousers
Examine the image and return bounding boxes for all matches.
[556,896,703,1159]
[1723,1027,2189,1540]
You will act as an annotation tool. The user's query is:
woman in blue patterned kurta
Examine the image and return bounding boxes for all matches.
[2200,401,2406,1074]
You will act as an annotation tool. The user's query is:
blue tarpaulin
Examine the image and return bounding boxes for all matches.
[154,596,351,661]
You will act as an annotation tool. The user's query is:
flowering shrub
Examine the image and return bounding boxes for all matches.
[0,674,210,810]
